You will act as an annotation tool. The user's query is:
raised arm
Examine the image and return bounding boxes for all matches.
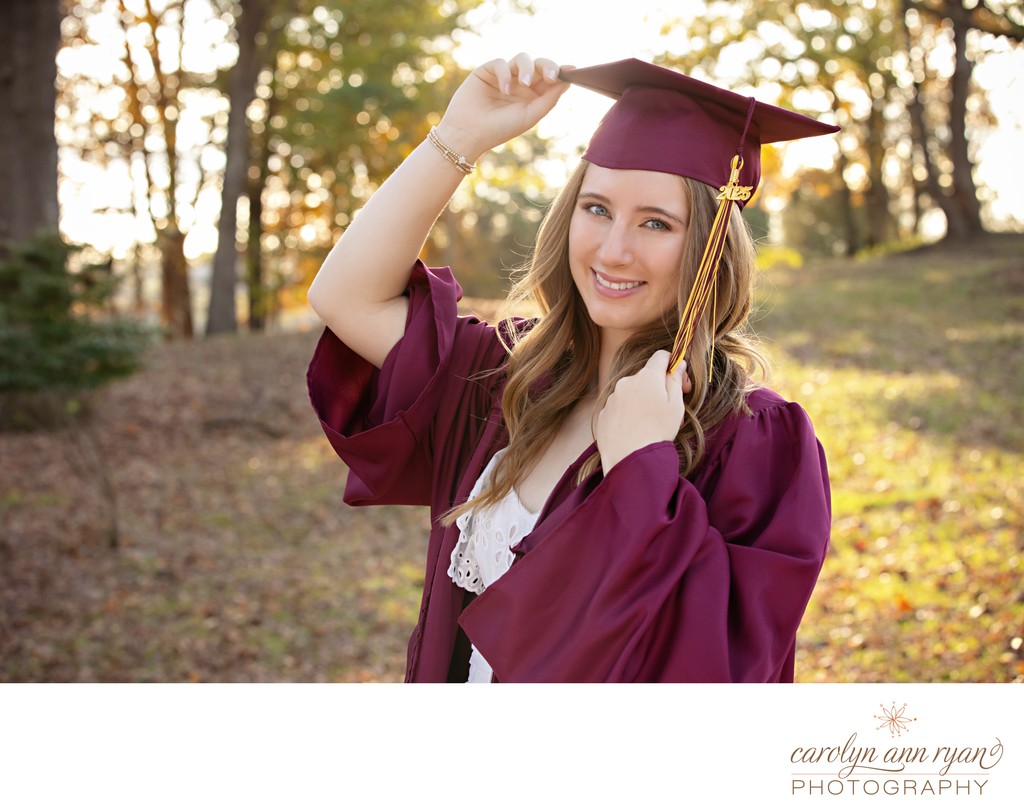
[306,54,569,368]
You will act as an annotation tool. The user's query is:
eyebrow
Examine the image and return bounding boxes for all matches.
[578,191,689,227]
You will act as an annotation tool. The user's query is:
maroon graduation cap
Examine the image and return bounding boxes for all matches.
[560,59,840,373]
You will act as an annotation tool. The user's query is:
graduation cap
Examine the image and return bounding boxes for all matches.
[559,59,840,374]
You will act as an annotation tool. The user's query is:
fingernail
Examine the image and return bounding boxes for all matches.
[546,68,557,81]
[502,81,511,94]
[522,71,533,86]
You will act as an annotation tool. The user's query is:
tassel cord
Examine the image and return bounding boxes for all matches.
[668,195,733,375]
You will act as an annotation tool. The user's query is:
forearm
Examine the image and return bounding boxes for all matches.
[307,130,478,364]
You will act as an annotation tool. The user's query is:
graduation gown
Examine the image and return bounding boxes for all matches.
[307,261,832,682]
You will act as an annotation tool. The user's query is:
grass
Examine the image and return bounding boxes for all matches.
[1,233,1021,682]
[756,234,1024,682]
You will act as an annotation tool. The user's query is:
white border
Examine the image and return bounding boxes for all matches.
[2,684,1022,807]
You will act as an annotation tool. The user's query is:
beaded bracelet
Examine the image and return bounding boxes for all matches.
[427,126,476,175]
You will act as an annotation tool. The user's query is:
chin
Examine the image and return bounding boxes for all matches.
[585,313,648,343]
[584,300,651,331]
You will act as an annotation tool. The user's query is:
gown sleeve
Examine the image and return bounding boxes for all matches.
[458,396,832,682]
[306,260,506,508]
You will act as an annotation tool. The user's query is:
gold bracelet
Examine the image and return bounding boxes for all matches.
[427,126,476,175]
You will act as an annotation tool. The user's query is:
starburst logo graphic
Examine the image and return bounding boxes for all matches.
[874,702,918,737]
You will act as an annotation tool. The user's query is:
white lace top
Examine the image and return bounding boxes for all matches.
[448,448,540,682]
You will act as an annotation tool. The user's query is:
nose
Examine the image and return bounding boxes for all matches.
[596,220,634,268]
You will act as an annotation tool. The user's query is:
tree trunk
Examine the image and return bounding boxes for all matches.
[907,76,971,240]
[129,246,145,313]
[246,63,280,333]
[0,0,60,244]
[207,0,270,335]
[247,168,268,332]
[864,101,893,248]
[946,2,984,238]
[160,227,193,339]
[835,148,860,256]
[902,0,969,240]
[903,0,990,240]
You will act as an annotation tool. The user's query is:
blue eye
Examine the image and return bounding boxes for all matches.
[583,203,609,217]
[644,219,670,231]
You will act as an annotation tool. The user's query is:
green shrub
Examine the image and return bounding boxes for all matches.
[0,231,153,430]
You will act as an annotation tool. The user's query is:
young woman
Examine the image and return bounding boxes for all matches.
[306,54,835,682]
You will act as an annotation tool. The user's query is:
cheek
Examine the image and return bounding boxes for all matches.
[653,242,685,289]
[567,216,591,275]
[567,213,588,257]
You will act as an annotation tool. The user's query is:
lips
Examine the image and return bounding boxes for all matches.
[593,269,646,294]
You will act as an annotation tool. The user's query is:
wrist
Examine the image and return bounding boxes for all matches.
[432,120,488,164]
[599,434,676,474]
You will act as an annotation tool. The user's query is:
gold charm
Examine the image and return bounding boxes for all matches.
[712,153,753,200]
[716,154,752,202]
[716,184,754,202]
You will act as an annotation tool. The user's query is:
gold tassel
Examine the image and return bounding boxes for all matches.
[668,155,752,377]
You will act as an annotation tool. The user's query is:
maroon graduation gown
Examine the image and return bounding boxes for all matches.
[307,261,831,682]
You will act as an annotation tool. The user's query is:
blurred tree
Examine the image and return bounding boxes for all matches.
[59,0,239,339]
[658,0,1023,249]
[206,0,336,334]
[206,0,276,334]
[245,57,280,331]
[117,0,197,338]
[902,0,1024,240]
[0,0,62,245]
[781,167,860,257]
[251,2,486,313]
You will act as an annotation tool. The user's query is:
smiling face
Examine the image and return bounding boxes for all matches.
[568,164,691,353]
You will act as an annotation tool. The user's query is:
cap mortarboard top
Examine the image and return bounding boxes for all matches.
[559,59,841,374]
[560,58,840,208]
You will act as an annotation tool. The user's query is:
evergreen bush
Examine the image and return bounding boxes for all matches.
[0,231,153,430]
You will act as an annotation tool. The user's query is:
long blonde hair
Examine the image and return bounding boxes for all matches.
[442,159,767,525]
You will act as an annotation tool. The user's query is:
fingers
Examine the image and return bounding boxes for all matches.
[487,58,513,96]
[646,349,671,375]
[636,350,687,401]
[655,350,683,400]
[486,54,565,95]
[647,350,692,402]
[668,360,690,411]
[535,58,561,82]
[510,52,535,87]
[658,351,692,392]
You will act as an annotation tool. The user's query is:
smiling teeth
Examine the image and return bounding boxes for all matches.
[596,273,643,290]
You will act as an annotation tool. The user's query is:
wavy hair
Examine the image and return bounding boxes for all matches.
[442,159,768,525]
